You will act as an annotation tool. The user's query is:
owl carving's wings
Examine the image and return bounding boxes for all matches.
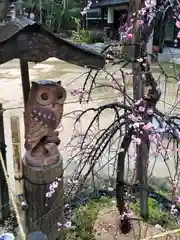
[24,107,57,151]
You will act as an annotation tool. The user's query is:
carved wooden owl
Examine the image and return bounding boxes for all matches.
[24,80,66,151]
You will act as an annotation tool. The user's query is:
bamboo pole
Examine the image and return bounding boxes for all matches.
[10,116,27,234]
[142,228,180,239]
[10,116,24,198]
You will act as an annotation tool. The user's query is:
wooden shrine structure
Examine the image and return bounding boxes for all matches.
[0,15,105,104]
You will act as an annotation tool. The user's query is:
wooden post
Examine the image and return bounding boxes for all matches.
[130,0,149,219]
[146,1,156,63]
[101,8,104,32]
[22,80,66,239]
[0,103,10,223]
[10,116,26,232]
[22,156,64,239]
[20,60,30,106]
[136,142,149,219]
[0,0,9,22]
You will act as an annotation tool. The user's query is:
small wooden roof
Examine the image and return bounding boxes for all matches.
[0,16,105,69]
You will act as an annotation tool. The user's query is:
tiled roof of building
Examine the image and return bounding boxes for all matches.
[91,0,129,8]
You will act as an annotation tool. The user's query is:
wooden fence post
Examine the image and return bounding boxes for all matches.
[20,60,30,106]
[0,103,10,223]
[22,155,64,239]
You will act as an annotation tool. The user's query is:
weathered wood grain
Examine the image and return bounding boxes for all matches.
[22,154,64,239]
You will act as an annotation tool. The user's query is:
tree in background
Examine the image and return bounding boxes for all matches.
[22,0,82,32]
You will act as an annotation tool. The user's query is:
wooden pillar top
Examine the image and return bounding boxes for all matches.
[22,154,63,185]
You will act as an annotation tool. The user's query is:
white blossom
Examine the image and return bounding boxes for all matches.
[46,192,52,198]
[64,221,72,229]
[52,181,59,188]
[133,122,140,128]
[49,184,54,191]
[50,189,55,194]
[57,222,62,227]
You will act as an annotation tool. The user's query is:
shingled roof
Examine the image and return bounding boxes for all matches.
[0,16,105,69]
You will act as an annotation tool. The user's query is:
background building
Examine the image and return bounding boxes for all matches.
[89,0,179,56]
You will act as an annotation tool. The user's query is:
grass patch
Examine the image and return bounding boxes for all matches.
[132,197,180,230]
[64,177,180,239]
[65,197,113,240]
[65,195,180,240]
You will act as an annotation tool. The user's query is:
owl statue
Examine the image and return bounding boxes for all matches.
[24,80,66,161]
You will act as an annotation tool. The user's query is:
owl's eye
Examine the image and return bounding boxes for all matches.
[36,89,53,106]
[41,93,49,100]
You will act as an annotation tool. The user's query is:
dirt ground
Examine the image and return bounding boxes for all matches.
[93,206,178,240]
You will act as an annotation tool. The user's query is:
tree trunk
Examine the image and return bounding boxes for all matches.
[0,0,9,22]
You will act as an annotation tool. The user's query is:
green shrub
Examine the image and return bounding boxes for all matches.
[149,176,172,193]
[65,197,112,240]
[60,9,80,30]
[72,29,93,44]
[133,197,179,229]
[71,29,104,44]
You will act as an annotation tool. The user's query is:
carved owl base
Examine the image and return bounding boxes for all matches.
[24,142,60,167]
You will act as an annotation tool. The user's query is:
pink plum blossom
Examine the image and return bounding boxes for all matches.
[127,33,133,39]
[140,8,147,15]
[176,96,180,103]
[145,0,156,8]
[143,122,153,131]
[177,31,180,39]
[176,196,180,203]
[176,21,180,28]
[132,137,141,145]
